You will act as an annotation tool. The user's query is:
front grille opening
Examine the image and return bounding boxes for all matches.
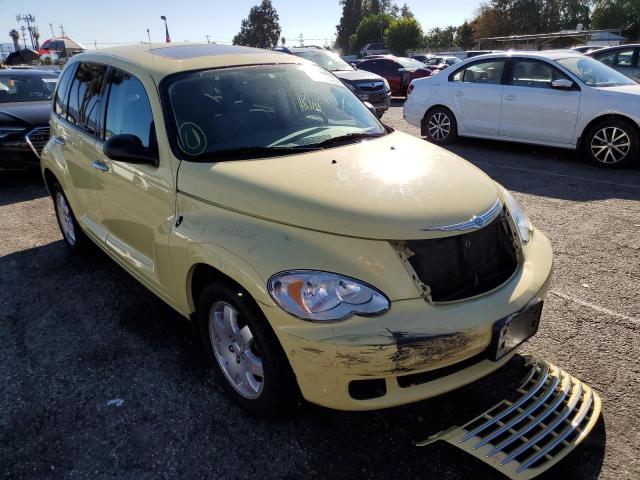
[397,350,486,388]
[405,212,518,302]
[348,378,387,400]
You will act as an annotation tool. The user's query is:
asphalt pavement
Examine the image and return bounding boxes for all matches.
[1,101,639,479]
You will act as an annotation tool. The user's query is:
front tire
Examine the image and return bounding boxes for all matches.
[197,283,298,417]
[423,107,458,145]
[584,119,638,168]
[51,183,91,252]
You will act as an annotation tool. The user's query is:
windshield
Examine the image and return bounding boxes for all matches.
[295,50,354,72]
[0,74,58,103]
[396,58,426,69]
[164,64,385,160]
[556,56,636,87]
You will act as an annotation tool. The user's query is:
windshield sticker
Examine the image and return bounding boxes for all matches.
[178,122,207,156]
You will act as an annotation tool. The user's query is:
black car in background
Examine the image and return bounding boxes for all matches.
[274,46,392,117]
[0,69,58,170]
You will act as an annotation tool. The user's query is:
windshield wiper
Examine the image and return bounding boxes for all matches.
[192,145,319,161]
[311,132,385,148]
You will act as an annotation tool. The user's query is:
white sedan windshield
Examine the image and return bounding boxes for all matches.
[165,64,384,159]
[556,57,636,87]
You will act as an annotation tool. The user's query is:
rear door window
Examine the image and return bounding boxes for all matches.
[450,60,505,84]
[104,69,155,149]
[66,62,108,136]
[54,64,76,117]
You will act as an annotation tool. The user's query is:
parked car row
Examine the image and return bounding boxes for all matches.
[587,43,640,82]
[404,50,640,168]
[0,69,58,170]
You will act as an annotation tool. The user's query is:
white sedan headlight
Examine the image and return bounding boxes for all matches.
[501,188,533,244]
[268,270,390,322]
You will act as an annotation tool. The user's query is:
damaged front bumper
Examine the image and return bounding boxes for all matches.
[418,358,601,479]
[261,228,553,411]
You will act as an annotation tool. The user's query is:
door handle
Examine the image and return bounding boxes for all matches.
[504,95,516,102]
[455,91,464,97]
[91,160,109,172]
[54,136,66,145]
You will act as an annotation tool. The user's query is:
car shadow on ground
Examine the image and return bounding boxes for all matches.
[0,241,606,479]
[0,169,48,207]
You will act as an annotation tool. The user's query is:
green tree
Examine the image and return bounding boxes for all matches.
[352,13,395,52]
[232,0,282,48]
[456,21,476,49]
[592,0,640,39]
[400,3,414,18]
[336,0,364,52]
[384,17,424,55]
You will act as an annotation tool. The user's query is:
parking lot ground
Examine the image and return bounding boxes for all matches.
[1,102,639,479]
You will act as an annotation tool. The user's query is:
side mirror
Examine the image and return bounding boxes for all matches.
[103,134,158,167]
[363,101,377,116]
[551,78,574,89]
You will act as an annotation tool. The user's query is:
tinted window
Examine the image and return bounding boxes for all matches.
[358,60,380,74]
[105,69,154,148]
[615,49,635,67]
[54,65,76,115]
[594,50,616,66]
[450,60,505,84]
[511,60,567,89]
[67,63,108,135]
[0,73,57,103]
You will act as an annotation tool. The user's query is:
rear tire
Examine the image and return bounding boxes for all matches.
[197,283,298,417]
[423,107,458,145]
[51,183,91,252]
[584,119,638,168]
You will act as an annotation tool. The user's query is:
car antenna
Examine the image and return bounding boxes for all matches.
[147,28,156,68]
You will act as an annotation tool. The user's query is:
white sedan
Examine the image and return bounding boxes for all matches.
[404,51,640,168]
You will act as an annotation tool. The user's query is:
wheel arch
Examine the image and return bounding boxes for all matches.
[42,168,59,195]
[421,104,458,137]
[578,113,640,149]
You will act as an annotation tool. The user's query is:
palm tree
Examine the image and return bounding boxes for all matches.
[9,29,20,52]
[31,26,40,50]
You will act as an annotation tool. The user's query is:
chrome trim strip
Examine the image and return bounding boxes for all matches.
[421,199,503,232]
[515,388,594,473]
[473,369,561,450]
[24,126,50,159]
[500,379,583,465]
[461,362,550,442]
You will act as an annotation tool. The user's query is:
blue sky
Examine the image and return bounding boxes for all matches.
[2,0,481,49]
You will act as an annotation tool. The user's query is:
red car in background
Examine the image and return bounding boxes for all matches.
[356,56,432,96]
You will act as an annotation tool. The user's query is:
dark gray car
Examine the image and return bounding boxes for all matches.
[274,46,391,117]
[0,69,58,170]
[589,44,640,83]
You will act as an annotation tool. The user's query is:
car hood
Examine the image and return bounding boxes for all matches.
[334,69,385,83]
[0,101,51,127]
[594,84,640,96]
[177,131,500,240]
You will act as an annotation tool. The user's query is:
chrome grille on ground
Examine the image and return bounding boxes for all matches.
[417,360,601,480]
[25,126,50,157]
[403,210,519,302]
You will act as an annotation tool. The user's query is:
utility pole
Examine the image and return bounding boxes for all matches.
[94,40,98,50]
[59,24,66,37]
[160,16,170,43]
[206,35,211,44]
[49,23,55,38]
[298,33,304,46]
[20,26,28,49]
[16,14,36,49]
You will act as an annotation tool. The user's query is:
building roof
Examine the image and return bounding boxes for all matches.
[68,43,304,81]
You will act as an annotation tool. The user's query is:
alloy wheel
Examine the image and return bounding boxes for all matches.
[428,112,451,141]
[590,126,631,164]
[208,301,264,399]
[55,191,76,246]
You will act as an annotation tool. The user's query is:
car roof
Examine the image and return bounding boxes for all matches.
[67,43,305,82]
[459,50,584,62]
[0,68,59,77]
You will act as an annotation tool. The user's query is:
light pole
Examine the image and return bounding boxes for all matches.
[161,16,170,43]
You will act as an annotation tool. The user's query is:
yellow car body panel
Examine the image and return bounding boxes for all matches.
[41,44,555,412]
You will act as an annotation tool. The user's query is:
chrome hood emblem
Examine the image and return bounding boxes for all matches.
[421,199,503,232]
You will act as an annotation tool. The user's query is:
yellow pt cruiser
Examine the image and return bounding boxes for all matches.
[41,44,553,416]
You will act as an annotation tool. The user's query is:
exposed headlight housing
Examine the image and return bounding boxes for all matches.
[268,270,390,322]
[501,188,533,244]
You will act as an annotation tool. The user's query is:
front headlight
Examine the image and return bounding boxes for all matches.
[0,127,26,139]
[268,270,390,322]
[501,188,533,244]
